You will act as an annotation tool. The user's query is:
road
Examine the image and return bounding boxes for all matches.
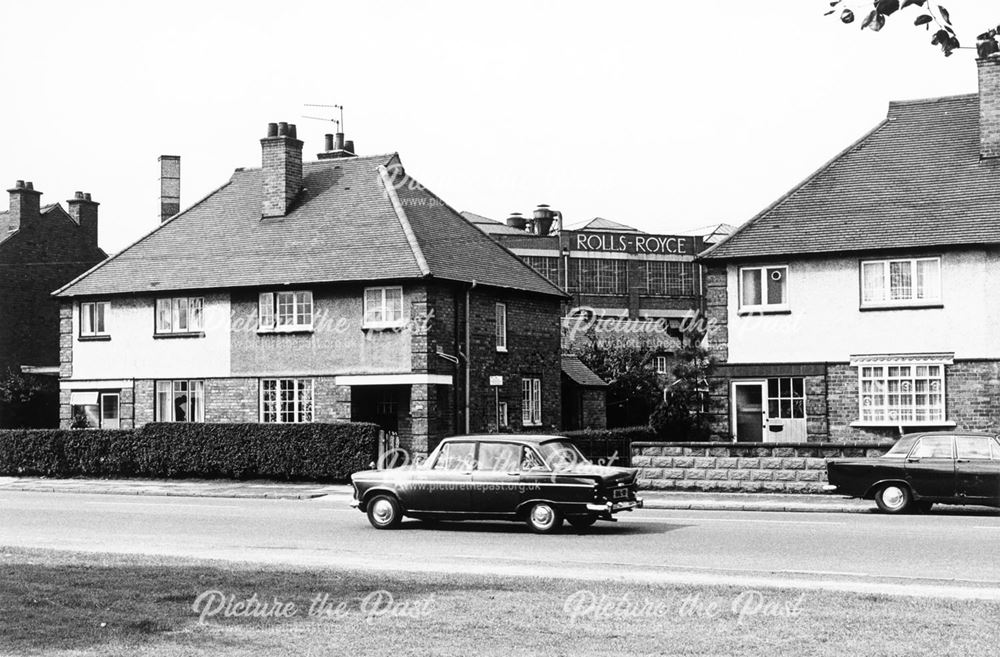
[1,491,998,599]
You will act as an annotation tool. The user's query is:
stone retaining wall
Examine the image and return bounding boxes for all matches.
[632,441,894,493]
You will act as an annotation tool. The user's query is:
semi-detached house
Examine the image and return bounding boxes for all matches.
[700,56,1000,444]
[54,123,570,456]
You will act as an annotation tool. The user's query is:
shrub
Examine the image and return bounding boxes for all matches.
[559,426,656,467]
[0,422,381,482]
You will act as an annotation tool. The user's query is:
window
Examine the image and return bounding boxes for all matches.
[363,286,404,328]
[70,391,118,429]
[568,259,628,295]
[433,442,476,470]
[767,377,805,420]
[495,303,507,351]
[861,258,940,307]
[522,256,560,285]
[739,266,787,311]
[910,436,953,459]
[258,291,313,331]
[653,356,669,374]
[477,442,521,471]
[261,378,314,423]
[156,380,205,422]
[522,377,542,426]
[955,436,994,460]
[643,261,695,296]
[497,401,509,428]
[80,301,110,337]
[858,363,945,424]
[156,297,204,334]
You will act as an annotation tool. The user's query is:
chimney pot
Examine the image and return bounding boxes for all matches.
[344,139,355,154]
[288,124,297,139]
[25,182,33,191]
[14,180,24,189]
[324,133,334,151]
[267,122,278,137]
[75,191,85,200]
[334,132,345,151]
[278,121,289,137]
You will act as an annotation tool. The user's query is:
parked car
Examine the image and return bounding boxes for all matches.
[825,432,1000,513]
[350,435,643,533]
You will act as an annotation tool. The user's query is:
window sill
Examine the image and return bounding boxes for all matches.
[153,331,206,339]
[737,307,790,316]
[859,303,944,312]
[257,327,314,335]
[522,422,542,427]
[496,346,508,353]
[362,323,407,331]
[850,420,956,428]
[78,335,111,342]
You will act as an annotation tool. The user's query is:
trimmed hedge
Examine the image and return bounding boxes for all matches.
[0,422,381,482]
[560,426,655,467]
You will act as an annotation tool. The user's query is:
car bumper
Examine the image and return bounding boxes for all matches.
[822,484,838,492]
[586,497,644,514]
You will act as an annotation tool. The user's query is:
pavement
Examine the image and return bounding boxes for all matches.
[0,475,879,512]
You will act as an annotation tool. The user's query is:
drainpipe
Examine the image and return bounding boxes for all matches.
[465,280,477,433]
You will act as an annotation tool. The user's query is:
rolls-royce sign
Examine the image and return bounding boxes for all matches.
[564,231,700,255]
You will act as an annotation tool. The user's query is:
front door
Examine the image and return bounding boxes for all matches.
[732,381,766,443]
[100,393,120,429]
[765,377,807,442]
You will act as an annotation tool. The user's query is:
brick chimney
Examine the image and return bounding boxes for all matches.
[67,191,99,247]
[978,55,1000,159]
[260,122,303,217]
[158,155,181,223]
[5,180,41,233]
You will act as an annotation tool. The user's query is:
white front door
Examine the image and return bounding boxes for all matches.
[731,381,767,443]
[100,393,120,429]
[764,377,807,443]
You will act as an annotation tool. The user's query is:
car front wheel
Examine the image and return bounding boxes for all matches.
[526,502,562,534]
[875,484,911,514]
[367,494,402,529]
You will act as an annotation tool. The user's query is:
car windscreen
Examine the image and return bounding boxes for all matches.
[883,435,919,458]
[538,441,589,469]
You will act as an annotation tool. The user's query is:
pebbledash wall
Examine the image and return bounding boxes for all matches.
[702,250,1000,444]
[59,281,562,455]
[632,442,893,492]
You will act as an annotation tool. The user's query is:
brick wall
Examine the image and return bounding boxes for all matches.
[633,441,893,493]
[204,378,258,423]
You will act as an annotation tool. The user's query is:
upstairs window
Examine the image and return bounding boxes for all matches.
[259,291,313,331]
[364,286,404,328]
[495,303,507,351]
[861,257,941,307]
[156,297,204,334]
[739,266,787,312]
[80,301,110,337]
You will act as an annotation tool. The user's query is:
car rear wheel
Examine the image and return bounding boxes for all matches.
[568,515,598,530]
[875,484,911,514]
[367,494,402,529]
[526,502,562,534]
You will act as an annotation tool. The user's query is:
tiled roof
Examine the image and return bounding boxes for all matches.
[701,94,1000,261]
[56,155,566,298]
[561,354,608,388]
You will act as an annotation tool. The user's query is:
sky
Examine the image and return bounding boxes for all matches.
[1,0,997,253]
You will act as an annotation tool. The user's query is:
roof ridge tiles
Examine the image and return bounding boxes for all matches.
[377,164,431,277]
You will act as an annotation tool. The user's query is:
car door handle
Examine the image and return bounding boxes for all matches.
[505,472,519,477]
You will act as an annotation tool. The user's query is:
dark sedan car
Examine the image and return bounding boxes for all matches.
[351,435,643,533]
[825,432,1000,513]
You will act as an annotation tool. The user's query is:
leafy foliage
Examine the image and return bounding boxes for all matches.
[575,334,664,429]
[0,422,381,481]
[649,342,716,442]
[826,0,1000,57]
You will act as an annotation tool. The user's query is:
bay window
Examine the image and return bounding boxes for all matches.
[856,362,946,424]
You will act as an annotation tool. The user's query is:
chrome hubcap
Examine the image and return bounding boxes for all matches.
[882,486,905,509]
[372,499,394,523]
[531,505,553,528]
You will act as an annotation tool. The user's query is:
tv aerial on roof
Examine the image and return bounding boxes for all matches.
[302,104,344,132]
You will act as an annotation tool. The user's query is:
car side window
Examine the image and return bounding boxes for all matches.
[521,447,547,471]
[993,439,1000,461]
[433,442,476,470]
[477,443,521,471]
[955,436,992,460]
[909,436,954,459]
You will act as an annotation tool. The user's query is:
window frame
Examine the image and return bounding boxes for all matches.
[155,379,206,422]
[155,297,205,335]
[495,303,507,352]
[258,291,313,332]
[521,377,542,427]
[653,356,669,375]
[855,362,947,427]
[860,257,942,309]
[260,378,315,423]
[737,265,789,313]
[497,401,509,429]
[363,286,405,329]
[80,301,111,338]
